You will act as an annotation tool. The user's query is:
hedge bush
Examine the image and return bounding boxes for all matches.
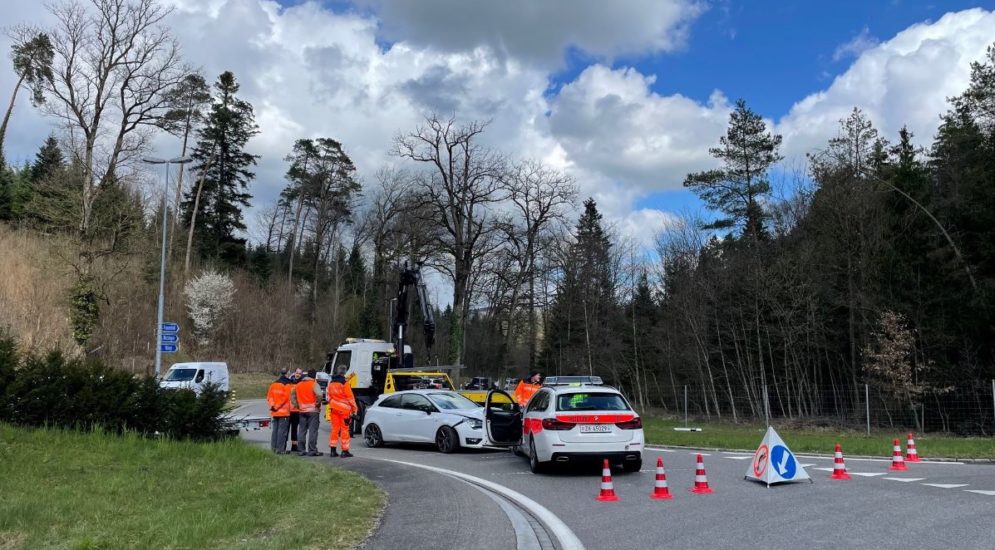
[0,333,230,440]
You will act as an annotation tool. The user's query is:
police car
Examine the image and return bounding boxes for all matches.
[482,376,644,473]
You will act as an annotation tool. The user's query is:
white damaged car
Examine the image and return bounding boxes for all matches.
[362,390,487,453]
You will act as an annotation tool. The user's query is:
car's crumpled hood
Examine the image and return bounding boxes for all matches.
[447,408,484,421]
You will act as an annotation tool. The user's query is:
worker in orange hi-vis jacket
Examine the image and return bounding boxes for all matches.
[295,369,323,456]
[514,371,542,407]
[326,373,358,457]
[266,368,293,453]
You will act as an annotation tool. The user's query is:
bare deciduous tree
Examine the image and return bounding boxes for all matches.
[393,115,506,364]
[500,160,576,368]
[41,0,186,253]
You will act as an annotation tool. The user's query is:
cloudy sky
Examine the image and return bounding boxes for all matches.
[3,0,995,250]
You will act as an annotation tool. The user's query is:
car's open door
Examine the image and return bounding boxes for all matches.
[484,389,522,447]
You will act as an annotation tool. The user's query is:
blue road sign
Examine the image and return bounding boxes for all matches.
[160,344,178,353]
[770,445,797,479]
[161,323,180,333]
[160,334,179,343]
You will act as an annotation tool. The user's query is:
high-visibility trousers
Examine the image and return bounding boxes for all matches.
[329,413,350,452]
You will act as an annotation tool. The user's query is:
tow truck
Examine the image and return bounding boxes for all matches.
[318,262,467,433]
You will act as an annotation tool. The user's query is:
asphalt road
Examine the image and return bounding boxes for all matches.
[235,400,995,549]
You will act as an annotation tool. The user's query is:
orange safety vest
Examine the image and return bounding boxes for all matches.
[296,379,320,413]
[514,380,540,407]
[266,380,291,417]
[327,381,358,416]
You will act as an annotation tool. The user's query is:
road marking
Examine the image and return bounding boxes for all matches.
[370,457,585,550]
[922,483,967,489]
[883,477,926,483]
[799,463,815,468]
[469,482,542,550]
[725,456,752,460]
[848,473,885,477]
[644,447,677,453]
[795,454,964,465]
[964,490,995,496]
[813,467,835,472]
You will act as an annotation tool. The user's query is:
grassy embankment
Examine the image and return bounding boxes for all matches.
[0,424,383,549]
[643,416,995,459]
[230,372,278,400]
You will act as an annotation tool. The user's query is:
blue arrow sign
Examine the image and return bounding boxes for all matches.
[161,323,179,333]
[160,344,178,353]
[770,444,797,479]
[160,334,179,343]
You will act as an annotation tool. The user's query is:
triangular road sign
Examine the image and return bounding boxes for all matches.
[745,426,811,486]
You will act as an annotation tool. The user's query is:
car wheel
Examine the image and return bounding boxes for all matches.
[364,424,384,448]
[436,425,460,454]
[623,457,642,473]
[528,437,546,474]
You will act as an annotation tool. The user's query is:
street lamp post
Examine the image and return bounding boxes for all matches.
[143,156,193,378]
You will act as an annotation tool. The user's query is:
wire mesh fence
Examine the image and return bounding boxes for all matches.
[639,380,995,436]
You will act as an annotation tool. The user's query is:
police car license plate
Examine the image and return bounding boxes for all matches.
[579,424,612,433]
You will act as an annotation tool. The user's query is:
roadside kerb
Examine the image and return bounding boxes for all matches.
[371,457,585,550]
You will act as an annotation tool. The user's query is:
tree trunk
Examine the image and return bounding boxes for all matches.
[184,149,216,280]
[0,76,25,163]
[287,194,306,286]
[167,111,194,260]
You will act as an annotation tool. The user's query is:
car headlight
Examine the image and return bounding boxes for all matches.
[466,418,482,430]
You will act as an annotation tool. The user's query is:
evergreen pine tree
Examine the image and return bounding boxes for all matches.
[30,135,64,183]
[542,198,615,376]
[181,71,259,266]
[346,243,366,297]
[684,99,782,242]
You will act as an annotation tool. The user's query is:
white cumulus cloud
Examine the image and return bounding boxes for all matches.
[778,8,995,159]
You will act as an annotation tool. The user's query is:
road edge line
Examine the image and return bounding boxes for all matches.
[370,457,585,550]
[643,445,968,464]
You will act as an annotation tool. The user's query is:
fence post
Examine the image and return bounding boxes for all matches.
[865,384,870,436]
[991,379,994,431]
[683,385,688,428]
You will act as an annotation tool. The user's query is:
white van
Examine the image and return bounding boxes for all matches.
[160,362,230,395]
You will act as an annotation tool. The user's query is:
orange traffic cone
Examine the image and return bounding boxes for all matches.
[889,438,908,471]
[650,457,673,500]
[689,453,713,494]
[596,459,620,502]
[905,433,920,462]
[829,443,851,480]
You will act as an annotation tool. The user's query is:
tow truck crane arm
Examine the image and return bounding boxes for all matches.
[395,262,435,364]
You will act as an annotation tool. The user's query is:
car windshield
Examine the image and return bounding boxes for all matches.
[428,392,480,410]
[556,392,630,411]
[164,368,196,382]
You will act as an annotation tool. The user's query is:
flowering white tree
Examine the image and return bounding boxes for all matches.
[184,270,235,345]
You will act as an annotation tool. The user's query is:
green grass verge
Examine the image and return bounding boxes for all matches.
[643,417,995,459]
[0,424,384,549]
[230,372,278,400]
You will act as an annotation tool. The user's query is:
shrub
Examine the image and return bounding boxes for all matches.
[184,270,235,345]
[0,333,230,440]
